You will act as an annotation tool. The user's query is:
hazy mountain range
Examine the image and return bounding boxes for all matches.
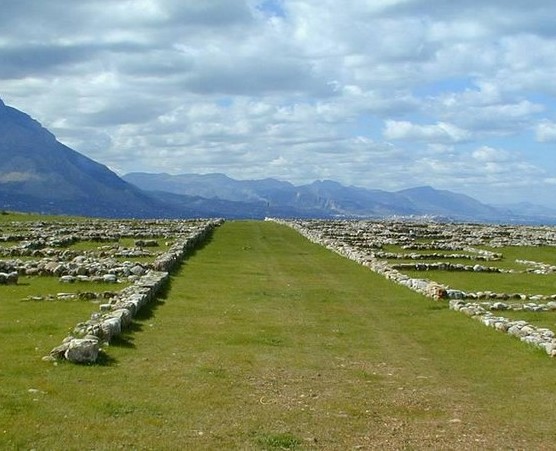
[0,98,178,218]
[0,97,554,223]
[123,172,509,221]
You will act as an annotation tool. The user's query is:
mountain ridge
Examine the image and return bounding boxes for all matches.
[0,100,191,217]
[0,98,552,222]
[123,172,546,222]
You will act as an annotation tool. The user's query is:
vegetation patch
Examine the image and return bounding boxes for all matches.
[402,269,556,295]
[1,220,556,449]
[252,431,301,449]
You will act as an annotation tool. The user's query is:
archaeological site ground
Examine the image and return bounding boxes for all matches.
[1,213,555,449]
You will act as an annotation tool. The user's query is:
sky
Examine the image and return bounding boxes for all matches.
[1,0,556,206]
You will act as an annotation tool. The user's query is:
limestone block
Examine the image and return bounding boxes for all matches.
[100,317,121,341]
[64,338,100,364]
[103,274,117,283]
[110,309,133,328]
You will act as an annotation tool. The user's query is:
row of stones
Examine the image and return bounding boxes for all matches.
[1,218,200,241]
[0,270,18,284]
[391,260,556,275]
[45,271,170,364]
[390,262,509,273]
[449,299,556,356]
[0,241,155,258]
[0,218,210,253]
[24,291,117,302]
[0,219,216,281]
[43,219,223,364]
[297,218,556,249]
[515,259,556,274]
[0,257,150,281]
[270,218,556,357]
[373,251,501,261]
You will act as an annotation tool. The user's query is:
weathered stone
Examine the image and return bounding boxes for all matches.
[545,342,556,357]
[103,274,117,283]
[64,338,99,363]
[130,264,146,276]
[49,342,70,360]
[446,289,465,299]
[0,271,18,285]
[110,309,133,328]
[99,317,121,341]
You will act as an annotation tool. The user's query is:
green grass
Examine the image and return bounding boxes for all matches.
[1,275,127,300]
[496,310,556,330]
[387,257,525,270]
[388,244,556,294]
[483,245,556,266]
[253,431,302,449]
[382,244,476,255]
[385,245,556,270]
[0,211,86,223]
[65,237,171,252]
[1,221,555,449]
[63,238,170,264]
[403,269,556,295]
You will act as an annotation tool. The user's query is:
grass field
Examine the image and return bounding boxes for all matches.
[0,211,86,224]
[1,221,555,449]
[402,269,556,296]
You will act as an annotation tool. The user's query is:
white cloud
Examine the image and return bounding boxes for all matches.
[1,0,555,205]
[425,81,545,138]
[535,120,556,142]
[407,145,548,204]
[383,120,470,143]
[472,146,512,163]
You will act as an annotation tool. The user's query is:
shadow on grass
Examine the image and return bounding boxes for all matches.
[135,297,166,321]
[107,298,166,352]
[92,229,216,364]
[166,229,215,275]
[110,321,144,349]
[60,348,120,367]
[95,351,119,366]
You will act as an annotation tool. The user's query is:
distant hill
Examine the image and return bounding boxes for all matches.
[1,98,553,222]
[0,99,191,218]
[395,186,501,218]
[124,172,540,222]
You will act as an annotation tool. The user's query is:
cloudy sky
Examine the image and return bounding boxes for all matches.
[2,0,556,206]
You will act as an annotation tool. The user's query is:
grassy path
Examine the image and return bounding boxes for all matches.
[1,221,555,449]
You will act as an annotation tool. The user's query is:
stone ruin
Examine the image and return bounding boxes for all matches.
[46,270,170,364]
[269,218,556,357]
[42,218,223,364]
[0,217,222,364]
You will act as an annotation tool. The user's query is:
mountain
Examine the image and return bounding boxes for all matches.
[123,172,295,204]
[2,98,552,222]
[0,99,190,218]
[124,172,533,222]
[494,201,556,218]
[395,186,501,218]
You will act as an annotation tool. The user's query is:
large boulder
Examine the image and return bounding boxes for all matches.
[64,338,100,363]
[100,317,122,341]
[0,271,18,285]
